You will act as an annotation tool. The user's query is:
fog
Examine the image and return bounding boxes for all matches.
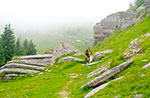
[0,0,134,34]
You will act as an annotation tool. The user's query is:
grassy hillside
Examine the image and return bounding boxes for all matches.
[0,17,150,98]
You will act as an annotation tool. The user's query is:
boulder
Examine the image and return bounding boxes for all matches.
[50,42,78,65]
[80,60,133,88]
[58,56,83,63]
[92,50,113,61]
[84,76,124,98]
[87,63,108,78]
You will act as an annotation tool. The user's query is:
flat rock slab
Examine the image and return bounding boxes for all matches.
[9,59,50,66]
[73,52,84,56]
[81,60,133,88]
[86,61,100,66]
[58,56,83,63]
[84,76,124,98]
[0,68,40,74]
[143,62,150,68]
[20,54,53,59]
[87,64,108,78]
[2,63,45,71]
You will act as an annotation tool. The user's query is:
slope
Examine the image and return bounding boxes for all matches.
[0,17,150,98]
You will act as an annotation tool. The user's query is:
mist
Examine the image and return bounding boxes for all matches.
[0,0,134,34]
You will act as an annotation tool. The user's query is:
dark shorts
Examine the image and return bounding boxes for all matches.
[85,53,90,57]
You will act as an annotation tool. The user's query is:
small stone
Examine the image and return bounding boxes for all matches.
[141,74,145,77]
[39,72,43,75]
[133,94,143,98]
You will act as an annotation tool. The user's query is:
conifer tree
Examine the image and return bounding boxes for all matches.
[1,24,15,62]
[15,38,25,56]
[0,38,5,66]
[23,39,28,54]
[26,40,37,55]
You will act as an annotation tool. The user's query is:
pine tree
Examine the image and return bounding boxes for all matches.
[15,38,25,56]
[0,38,5,66]
[134,0,144,6]
[23,39,28,54]
[26,40,37,55]
[1,24,16,62]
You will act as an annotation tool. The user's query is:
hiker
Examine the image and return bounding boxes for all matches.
[85,47,92,63]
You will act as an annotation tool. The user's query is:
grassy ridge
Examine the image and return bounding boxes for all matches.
[0,17,150,97]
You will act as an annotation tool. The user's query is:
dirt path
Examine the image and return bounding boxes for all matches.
[58,79,73,98]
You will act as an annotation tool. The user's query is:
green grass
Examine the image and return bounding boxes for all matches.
[0,17,150,98]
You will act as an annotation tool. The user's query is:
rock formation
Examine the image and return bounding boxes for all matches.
[0,54,52,81]
[123,33,150,58]
[80,60,133,88]
[58,56,83,63]
[145,0,150,16]
[84,76,124,98]
[50,42,78,65]
[94,5,146,42]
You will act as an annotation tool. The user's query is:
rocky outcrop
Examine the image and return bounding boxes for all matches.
[0,54,51,81]
[58,56,83,63]
[145,0,150,16]
[94,6,146,42]
[92,50,113,61]
[84,76,124,98]
[123,38,143,58]
[50,42,78,65]
[87,63,108,78]
[123,33,150,58]
[80,60,133,88]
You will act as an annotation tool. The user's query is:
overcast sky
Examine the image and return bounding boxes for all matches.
[0,0,134,33]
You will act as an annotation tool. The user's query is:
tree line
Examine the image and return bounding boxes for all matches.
[0,24,37,66]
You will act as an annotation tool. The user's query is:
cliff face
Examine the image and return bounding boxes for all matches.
[145,0,150,16]
[94,5,147,42]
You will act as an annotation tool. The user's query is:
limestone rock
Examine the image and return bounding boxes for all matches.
[5,74,18,77]
[87,64,108,78]
[84,76,124,98]
[0,68,39,74]
[80,60,133,88]
[133,94,143,98]
[1,63,45,71]
[143,62,150,68]
[86,61,100,66]
[50,42,78,65]
[73,52,84,56]
[145,0,150,16]
[94,5,146,42]
[123,33,150,58]
[20,54,52,59]
[58,56,83,63]
[92,50,113,61]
